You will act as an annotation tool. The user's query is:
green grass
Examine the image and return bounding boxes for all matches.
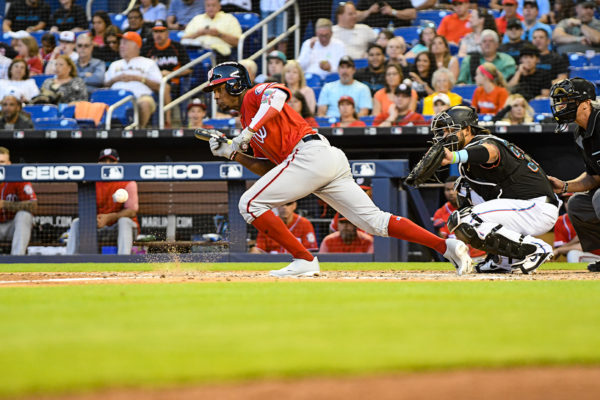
[0,261,587,273]
[1,279,599,397]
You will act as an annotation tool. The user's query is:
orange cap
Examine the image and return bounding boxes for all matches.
[120,31,142,48]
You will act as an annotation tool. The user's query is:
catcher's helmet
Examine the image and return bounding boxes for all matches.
[203,61,252,96]
[431,105,479,151]
[550,78,596,133]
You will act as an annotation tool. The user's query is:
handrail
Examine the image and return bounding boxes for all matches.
[162,81,210,127]
[158,51,215,128]
[105,95,139,130]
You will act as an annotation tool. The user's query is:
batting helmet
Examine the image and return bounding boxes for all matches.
[431,105,480,151]
[203,61,252,96]
[550,78,596,133]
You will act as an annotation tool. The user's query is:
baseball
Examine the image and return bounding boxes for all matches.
[112,188,129,203]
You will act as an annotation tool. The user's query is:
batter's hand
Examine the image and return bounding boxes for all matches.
[232,127,254,152]
[210,137,235,159]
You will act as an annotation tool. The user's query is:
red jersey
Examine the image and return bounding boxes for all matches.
[331,120,367,127]
[437,13,472,44]
[256,213,318,253]
[554,214,576,247]
[319,230,374,253]
[96,181,139,228]
[433,201,485,257]
[241,83,315,164]
[0,182,37,223]
[373,111,426,126]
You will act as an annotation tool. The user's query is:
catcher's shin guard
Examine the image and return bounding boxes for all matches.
[447,210,538,259]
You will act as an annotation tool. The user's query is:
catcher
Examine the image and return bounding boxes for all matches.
[406,105,559,273]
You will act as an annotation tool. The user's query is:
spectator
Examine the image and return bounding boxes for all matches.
[430,35,459,80]
[437,0,472,45]
[332,2,377,59]
[375,82,425,126]
[331,96,367,127]
[433,92,451,114]
[124,8,153,45]
[553,0,600,55]
[67,148,139,255]
[104,31,162,128]
[93,25,121,63]
[39,32,56,65]
[49,0,88,32]
[0,54,11,80]
[499,93,533,124]
[375,29,394,49]
[320,216,374,253]
[496,0,523,36]
[405,26,436,58]
[540,0,574,25]
[459,7,498,57]
[498,18,529,63]
[507,43,551,100]
[532,28,568,84]
[239,58,257,83]
[0,146,37,255]
[372,63,417,122]
[289,90,318,128]
[75,33,105,95]
[386,37,409,75]
[0,95,34,129]
[297,18,346,80]
[0,59,39,102]
[356,0,416,28]
[186,98,213,129]
[518,0,552,43]
[355,43,387,95]
[260,0,287,52]
[457,29,516,84]
[142,19,191,127]
[45,31,78,75]
[167,0,205,30]
[408,51,436,100]
[256,50,286,84]
[317,56,372,118]
[422,67,462,116]
[15,36,43,75]
[489,0,551,21]
[3,0,50,33]
[250,201,318,254]
[182,0,242,63]
[283,60,316,114]
[471,63,509,114]
[91,11,112,47]
[296,0,333,55]
[40,55,87,103]
[140,0,167,23]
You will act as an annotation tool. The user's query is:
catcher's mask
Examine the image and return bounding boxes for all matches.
[431,106,478,151]
[550,78,596,133]
[203,61,252,96]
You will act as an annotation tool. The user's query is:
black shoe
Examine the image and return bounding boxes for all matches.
[588,261,600,272]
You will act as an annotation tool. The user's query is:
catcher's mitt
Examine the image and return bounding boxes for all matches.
[404,142,446,187]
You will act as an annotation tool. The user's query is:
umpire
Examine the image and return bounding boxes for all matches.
[549,78,600,272]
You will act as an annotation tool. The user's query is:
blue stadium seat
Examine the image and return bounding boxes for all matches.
[570,67,600,83]
[32,74,53,89]
[232,12,260,31]
[568,53,588,68]
[324,72,340,83]
[33,118,78,129]
[203,118,237,130]
[353,58,368,69]
[588,54,600,66]
[313,86,321,100]
[90,89,136,126]
[452,85,477,101]
[529,98,552,114]
[415,10,450,26]
[304,73,322,88]
[23,104,59,120]
[394,26,420,46]
[449,43,459,56]
[169,31,185,42]
[109,13,126,30]
[315,116,338,126]
[359,115,375,126]
[60,104,75,118]
[0,32,12,45]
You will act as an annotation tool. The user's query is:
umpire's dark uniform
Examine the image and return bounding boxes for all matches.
[567,107,600,253]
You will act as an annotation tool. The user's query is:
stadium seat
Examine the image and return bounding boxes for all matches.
[315,116,338,126]
[0,32,12,45]
[529,98,552,114]
[394,26,420,46]
[232,12,260,31]
[570,67,600,83]
[304,73,322,88]
[109,13,126,29]
[203,118,237,130]
[359,115,375,126]
[452,85,477,101]
[169,31,184,42]
[415,10,450,26]
[324,73,340,83]
[33,118,78,129]
[32,74,53,89]
[588,54,600,66]
[449,43,459,56]
[353,58,368,69]
[23,104,59,120]
[313,86,321,100]
[59,104,75,118]
[568,53,588,68]
[90,89,136,126]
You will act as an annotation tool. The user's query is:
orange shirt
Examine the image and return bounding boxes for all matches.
[331,120,367,127]
[96,181,139,229]
[255,213,318,253]
[471,86,509,114]
[437,13,472,44]
[241,83,314,164]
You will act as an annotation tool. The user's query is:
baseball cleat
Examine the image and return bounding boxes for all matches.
[269,257,320,277]
[513,241,553,274]
[588,261,600,272]
[474,254,512,274]
[444,239,473,275]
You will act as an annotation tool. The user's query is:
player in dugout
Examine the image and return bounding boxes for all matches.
[203,61,472,277]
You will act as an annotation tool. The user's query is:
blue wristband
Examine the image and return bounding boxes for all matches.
[450,150,468,164]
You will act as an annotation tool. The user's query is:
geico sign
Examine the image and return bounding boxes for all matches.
[22,166,85,180]
[139,165,204,179]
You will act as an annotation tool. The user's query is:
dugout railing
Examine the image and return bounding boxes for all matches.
[0,160,418,263]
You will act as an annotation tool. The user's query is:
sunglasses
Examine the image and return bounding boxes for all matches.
[106,40,118,45]
[76,43,92,48]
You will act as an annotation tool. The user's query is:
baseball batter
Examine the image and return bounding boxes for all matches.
[203,61,472,277]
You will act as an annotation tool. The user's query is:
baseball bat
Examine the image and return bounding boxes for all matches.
[194,128,233,145]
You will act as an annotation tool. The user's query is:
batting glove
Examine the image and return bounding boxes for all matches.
[232,127,254,152]
[209,137,235,160]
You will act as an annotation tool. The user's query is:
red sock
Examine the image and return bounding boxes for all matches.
[388,215,446,254]
[252,211,314,261]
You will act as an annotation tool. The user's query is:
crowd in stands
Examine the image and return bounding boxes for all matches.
[0,0,598,129]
